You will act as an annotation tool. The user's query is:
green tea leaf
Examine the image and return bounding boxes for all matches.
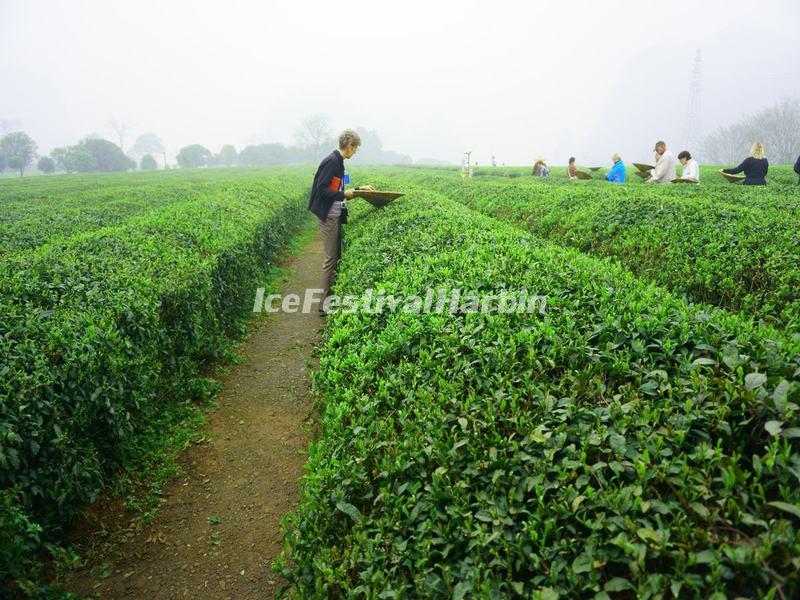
[767,501,800,520]
[572,553,593,574]
[745,372,767,390]
[335,501,361,521]
[764,421,784,436]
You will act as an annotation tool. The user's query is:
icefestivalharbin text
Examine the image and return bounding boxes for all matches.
[252,287,548,315]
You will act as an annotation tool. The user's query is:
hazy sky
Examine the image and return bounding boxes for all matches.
[2,0,799,165]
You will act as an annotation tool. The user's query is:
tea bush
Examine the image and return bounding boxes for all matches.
[369,170,800,334]
[0,171,309,584]
[282,191,800,598]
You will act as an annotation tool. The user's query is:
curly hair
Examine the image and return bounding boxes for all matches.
[338,129,362,150]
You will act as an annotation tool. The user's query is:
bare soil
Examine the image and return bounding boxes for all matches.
[63,233,325,599]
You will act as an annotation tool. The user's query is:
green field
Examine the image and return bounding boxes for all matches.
[370,166,800,334]
[0,168,311,588]
[2,167,799,597]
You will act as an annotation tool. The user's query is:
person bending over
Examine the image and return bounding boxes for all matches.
[308,128,373,316]
[567,157,578,180]
[532,159,550,177]
[721,142,768,186]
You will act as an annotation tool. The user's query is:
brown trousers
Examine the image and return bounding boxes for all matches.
[319,215,342,300]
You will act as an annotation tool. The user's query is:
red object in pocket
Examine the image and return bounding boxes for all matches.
[328,176,342,191]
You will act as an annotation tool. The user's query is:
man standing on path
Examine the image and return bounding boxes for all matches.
[646,140,677,184]
[308,129,372,317]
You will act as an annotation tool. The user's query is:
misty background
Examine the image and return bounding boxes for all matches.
[2,0,799,167]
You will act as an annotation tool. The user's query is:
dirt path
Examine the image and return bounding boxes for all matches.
[64,233,324,599]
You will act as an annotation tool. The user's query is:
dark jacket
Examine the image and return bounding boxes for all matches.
[723,157,768,186]
[308,150,345,220]
[795,154,800,183]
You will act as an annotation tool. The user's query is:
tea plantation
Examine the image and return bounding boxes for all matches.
[0,168,310,587]
[1,166,798,597]
[281,167,800,598]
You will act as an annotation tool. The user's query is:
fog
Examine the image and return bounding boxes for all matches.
[2,0,799,165]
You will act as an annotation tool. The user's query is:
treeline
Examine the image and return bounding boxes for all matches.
[0,132,151,176]
[0,117,414,177]
[176,138,413,169]
[702,97,800,164]
[175,120,413,168]
[49,138,137,173]
[176,142,324,168]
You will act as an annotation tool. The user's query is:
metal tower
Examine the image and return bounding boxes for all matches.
[462,151,473,177]
[683,50,703,153]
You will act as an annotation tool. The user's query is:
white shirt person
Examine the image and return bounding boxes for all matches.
[646,141,677,184]
[678,151,700,181]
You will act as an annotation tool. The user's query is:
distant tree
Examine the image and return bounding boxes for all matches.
[130,133,165,163]
[351,127,384,164]
[750,98,800,164]
[0,131,38,176]
[50,147,69,171]
[0,151,5,172]
[285,145,312,163]
[140,154,158,170]
[37,156,55,174]
[238,143,289,166]
[108,117,134,152]
[176,144,212,168]
[80,138,135,172]
[348,127,413,165]
[64,145,96,172]
[702,123,755,164]
[217,144,238,167]
[237,145,260,166]
[703,97,800,164]
[294,114,334,162]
